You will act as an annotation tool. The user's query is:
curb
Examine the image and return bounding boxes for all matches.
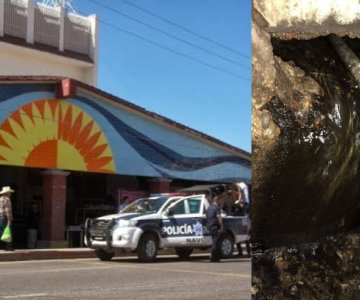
[0,248,189,262]
[0,248,251,262]
[0,249,96,262]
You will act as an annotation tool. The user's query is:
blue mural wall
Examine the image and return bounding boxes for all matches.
[0,83,251,183]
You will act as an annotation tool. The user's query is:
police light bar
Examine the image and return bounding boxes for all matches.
[150,192,188,197]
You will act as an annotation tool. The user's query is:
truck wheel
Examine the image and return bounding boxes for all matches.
[218,233,234,259]
[137,233,158,262]
[95,249,114,261]
[175,247,193,259]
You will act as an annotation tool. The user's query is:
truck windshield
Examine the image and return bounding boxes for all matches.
[121,197,173,214]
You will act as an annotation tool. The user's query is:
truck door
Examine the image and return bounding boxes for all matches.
[161,195,205,247]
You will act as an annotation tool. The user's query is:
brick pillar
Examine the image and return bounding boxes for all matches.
[41,170,70,248]
[148,178,172,194]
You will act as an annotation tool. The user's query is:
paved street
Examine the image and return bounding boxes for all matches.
[0,254,250,300]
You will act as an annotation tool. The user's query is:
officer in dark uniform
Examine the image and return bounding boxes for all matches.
[206,196,223,262]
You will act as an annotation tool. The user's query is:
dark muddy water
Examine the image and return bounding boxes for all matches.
[254,36,360,248]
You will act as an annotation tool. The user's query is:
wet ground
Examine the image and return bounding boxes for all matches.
[252,230,360,299]
[252,31,360,299]
[253,35,360,248]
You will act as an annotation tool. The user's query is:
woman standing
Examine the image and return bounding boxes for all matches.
[0,186,14,251]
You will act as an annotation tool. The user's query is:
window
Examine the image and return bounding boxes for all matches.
[171,201,186,215]
[163,198,180,211]
[188,198,201,214]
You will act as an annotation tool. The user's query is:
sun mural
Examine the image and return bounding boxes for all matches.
[0,99,115,173]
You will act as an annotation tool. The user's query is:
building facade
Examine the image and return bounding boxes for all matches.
[0,77,251,248]
[0,0,97,85]
[0,1,251,249]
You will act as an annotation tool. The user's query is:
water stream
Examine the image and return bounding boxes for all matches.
[255,36,360,248]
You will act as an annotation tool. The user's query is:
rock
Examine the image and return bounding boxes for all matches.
[252,231,360,299]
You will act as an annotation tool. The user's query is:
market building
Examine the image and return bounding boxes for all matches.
[0,1,251,248]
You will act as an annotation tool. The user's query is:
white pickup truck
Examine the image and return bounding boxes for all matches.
[84,194,250,262]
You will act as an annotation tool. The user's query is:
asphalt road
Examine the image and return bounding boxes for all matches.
[0,254,251,300]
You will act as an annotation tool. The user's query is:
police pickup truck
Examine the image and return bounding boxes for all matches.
[84,194,250,262]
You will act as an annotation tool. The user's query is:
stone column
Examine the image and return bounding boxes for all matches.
[0,0,4,37]
[147,178,172,194]
[59,6,65,52]
[26,0,34,44]
[40,170,70,248]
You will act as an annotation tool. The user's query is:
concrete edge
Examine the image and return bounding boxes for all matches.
[0,248,206,262]
[0,249,96,262]
[0,247,251,262]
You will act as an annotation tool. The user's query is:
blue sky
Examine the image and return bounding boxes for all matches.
[74,0,251,153]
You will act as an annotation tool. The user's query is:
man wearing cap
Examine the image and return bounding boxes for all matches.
[0,186,14,251]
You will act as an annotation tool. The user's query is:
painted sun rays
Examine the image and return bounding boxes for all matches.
[0,99,115,173]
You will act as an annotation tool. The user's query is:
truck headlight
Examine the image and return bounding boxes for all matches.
[114,219,137,229]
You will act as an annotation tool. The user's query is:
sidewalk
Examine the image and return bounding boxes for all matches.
[0,247,246,262]
[0,248,96,262]
[0,248,190,262]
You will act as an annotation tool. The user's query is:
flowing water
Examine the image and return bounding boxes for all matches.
[254,36,360,248]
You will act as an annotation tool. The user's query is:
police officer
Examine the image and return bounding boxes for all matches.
[206,196,223,262]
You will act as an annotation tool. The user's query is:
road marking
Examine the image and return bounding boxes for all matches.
[78,260,251,279]
[0,265,111,275]
[136,265,251,279]
[1,293,47,299]
[0,258,93,265]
